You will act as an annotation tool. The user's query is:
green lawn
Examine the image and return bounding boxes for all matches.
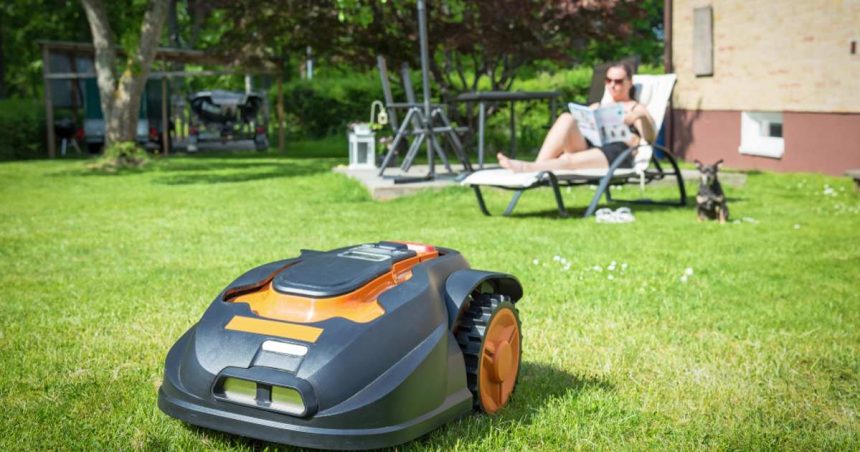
[1,141,858,450]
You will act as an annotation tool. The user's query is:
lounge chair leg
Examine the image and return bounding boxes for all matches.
[663,150,687,206]
[543,172,569,217]
[584,147,634,217]
[473,186,491,216]
[503,190,525,216]
[605,185,613,201]
[585,182,608,217]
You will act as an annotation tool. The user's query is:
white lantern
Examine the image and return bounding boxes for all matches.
[348,123,376,169]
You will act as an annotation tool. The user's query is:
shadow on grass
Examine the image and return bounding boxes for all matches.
[501,193,747,219]
[152,160,331,186]
[177,361,609,451]
[46,150,341,185]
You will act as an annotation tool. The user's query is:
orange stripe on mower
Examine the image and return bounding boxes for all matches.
[225,316,324,343]
[230,244,438,324]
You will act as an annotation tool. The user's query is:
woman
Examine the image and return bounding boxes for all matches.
[498,63,656,173]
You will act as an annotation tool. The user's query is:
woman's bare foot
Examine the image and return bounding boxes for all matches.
[497,153,528,172]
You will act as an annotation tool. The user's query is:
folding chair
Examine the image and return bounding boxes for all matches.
[375,56,472,177]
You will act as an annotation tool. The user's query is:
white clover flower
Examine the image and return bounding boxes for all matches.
[680,275,688,283]
[593,265,603,272]
[794,224,801,229]
[532,258,539,265]
[607,275,614,280]
[684,267,694,276]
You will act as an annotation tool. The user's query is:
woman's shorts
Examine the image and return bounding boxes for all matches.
[587,140,634,169]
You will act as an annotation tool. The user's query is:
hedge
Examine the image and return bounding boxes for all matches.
[275,73,396,139]
[0,99,46,161]
[273,64,662,150]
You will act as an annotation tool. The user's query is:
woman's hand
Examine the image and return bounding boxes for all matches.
[623,108,644,126]
[625,134,641,149]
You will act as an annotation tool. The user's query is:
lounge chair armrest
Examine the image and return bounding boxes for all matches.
[648,142,681,157]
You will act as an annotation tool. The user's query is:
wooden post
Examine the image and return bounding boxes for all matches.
[68,53,80,123]
[277,73,285,152]
[42,45,56,158]
[161,77,169,156]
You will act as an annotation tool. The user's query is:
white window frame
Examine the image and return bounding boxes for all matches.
[739,111,784,159]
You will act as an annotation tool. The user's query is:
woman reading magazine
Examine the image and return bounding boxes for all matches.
[498,63,656,173]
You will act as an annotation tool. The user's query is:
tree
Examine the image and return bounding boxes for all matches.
[80,0,168,160]
[212,0,648,98]
[0,0,91,99]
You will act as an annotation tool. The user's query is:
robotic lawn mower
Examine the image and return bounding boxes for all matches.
[158,241,523,449]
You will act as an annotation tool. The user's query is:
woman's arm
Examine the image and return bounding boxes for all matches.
[627,105,656,143]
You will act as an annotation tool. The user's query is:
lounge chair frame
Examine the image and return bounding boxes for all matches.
[465,73,684,218]
[470,144,686,218]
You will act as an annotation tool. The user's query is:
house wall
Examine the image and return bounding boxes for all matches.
[672,0,860,113]
[670,0,860,175]
[673,110,860,175]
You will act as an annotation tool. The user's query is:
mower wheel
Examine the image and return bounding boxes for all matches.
[456,293,521,414]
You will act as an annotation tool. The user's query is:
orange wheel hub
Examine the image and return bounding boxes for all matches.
[478,307,520,414]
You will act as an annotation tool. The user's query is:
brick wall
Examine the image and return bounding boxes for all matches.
[672,0,860,113]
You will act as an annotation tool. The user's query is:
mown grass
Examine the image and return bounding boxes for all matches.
[1,140,858,450]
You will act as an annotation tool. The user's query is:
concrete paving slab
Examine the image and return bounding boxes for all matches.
[333,164,470,200]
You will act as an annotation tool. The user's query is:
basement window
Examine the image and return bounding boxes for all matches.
[739,112,784,159]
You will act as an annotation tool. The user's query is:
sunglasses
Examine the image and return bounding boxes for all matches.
[605,77,627,85]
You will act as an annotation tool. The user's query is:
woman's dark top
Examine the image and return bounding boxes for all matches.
[586,101,641,169]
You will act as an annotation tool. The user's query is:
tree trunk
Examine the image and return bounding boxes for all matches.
[167,0,181,48]
[0,17,6,99]
[80,0,168,150]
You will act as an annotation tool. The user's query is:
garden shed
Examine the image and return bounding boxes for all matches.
[38,40,286,157]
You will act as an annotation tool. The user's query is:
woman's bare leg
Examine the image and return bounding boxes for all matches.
[499,148,608,173]
[535,113,589,161]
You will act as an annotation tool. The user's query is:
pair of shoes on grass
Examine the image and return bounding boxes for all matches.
[595,207,635,224]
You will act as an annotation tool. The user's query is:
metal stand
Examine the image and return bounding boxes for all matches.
[377,0,471,183]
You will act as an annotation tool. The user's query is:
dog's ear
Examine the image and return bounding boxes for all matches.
[694,160,703,169]
[715,159,724,169]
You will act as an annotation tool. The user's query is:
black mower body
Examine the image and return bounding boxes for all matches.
[158,242,521,449]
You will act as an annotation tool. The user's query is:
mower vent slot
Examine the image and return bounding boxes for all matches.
[215,377,306,416]
[340,250,391,262]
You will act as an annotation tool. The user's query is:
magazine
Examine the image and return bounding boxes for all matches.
[567,103,630,146]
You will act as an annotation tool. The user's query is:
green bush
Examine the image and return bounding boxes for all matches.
[274,63,663,150]
[275,73,393,139]
[0,99,46,161]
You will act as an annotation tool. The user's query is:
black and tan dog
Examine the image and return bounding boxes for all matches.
[695,160,729,223]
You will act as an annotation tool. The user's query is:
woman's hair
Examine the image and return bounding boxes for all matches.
[606,62,636,99]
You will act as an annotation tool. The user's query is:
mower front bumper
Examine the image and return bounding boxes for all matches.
[157,324,473,450]
[158,377,471,450]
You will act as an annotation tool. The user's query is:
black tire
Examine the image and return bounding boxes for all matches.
[455,293,522,413]
[87,142,103,154]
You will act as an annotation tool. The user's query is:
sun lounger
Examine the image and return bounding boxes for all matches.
[461,74,685,217]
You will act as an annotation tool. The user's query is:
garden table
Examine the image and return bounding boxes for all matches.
[453,90,560,168]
